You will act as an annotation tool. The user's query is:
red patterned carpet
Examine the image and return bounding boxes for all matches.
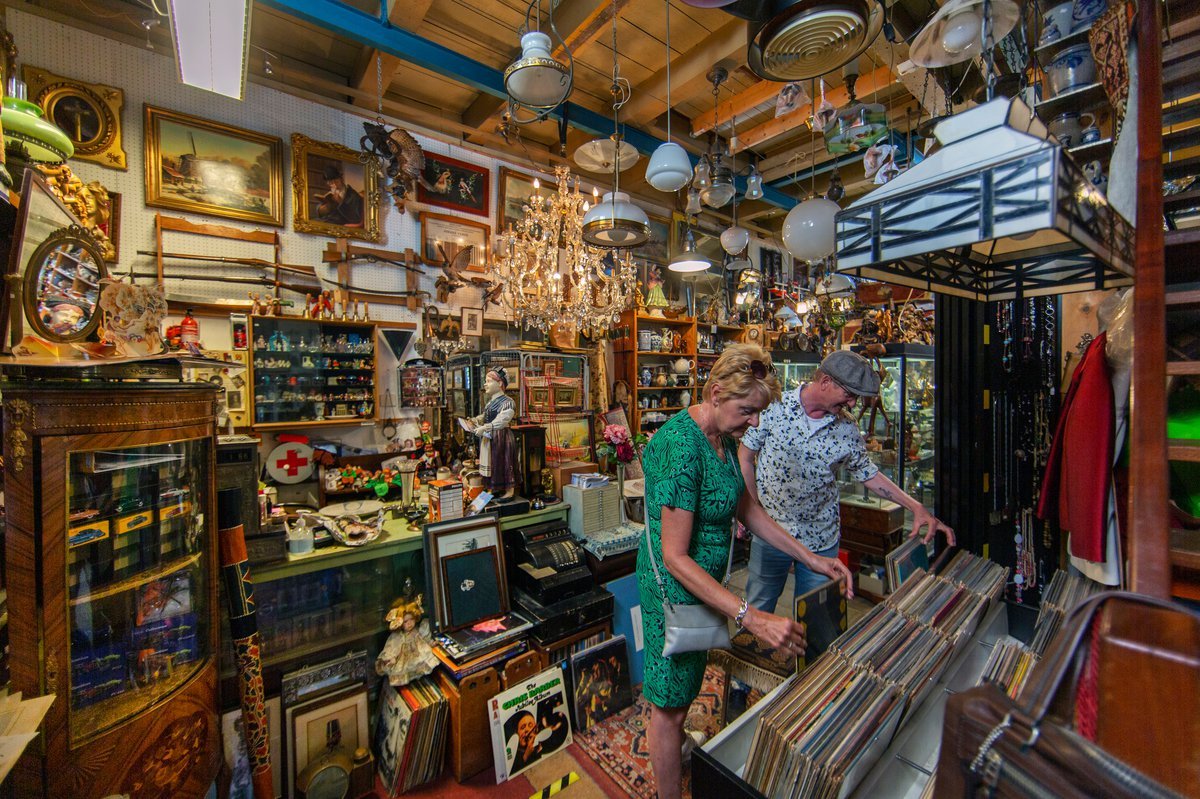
[573,666,727,799]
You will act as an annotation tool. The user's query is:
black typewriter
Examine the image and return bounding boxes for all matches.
[503,519,593,605]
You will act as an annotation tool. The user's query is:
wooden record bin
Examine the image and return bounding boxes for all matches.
[2,382,221,799]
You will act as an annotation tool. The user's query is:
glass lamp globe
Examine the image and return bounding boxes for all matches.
[692,159,711,188]
[744,171,764,200]
[701,176,735,208]
[941,7,982,54]
[720,225,750,255]
[646,141,693,192]
[685,187,702,215]
[504,31,571,109]
[782,197,839,262]
[581,191,651,248]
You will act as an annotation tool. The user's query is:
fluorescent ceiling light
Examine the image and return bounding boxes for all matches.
[168,0,252,100]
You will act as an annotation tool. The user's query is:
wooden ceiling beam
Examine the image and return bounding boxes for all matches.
[692,79,782,138]
[623,19,748,125]
[461,0,630,132]
[732,65,896,154]
[351,0,435,107]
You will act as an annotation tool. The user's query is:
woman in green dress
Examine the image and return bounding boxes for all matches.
[637,343,854,799]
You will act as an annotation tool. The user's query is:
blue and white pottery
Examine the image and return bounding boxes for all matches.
[1080,123,1102,145]
[1071,0,1107,31]
[1041,1,1075,45]
[1045,44,1096,96]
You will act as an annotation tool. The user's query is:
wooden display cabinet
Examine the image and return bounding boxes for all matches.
[614,310,698,434]
[2,382,220,799]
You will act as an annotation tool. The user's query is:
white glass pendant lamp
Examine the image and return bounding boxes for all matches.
[582,191,651,247]
[168,0,252,100]
[648,0,694,192]
[505,31,572,109]
[783,197,839,262]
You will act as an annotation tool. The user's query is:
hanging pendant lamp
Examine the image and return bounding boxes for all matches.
[669,227,710,273]
[647,0,693,192]
[580,0,650,248]
[504,0,574,122]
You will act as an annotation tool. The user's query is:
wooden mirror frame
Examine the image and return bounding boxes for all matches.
[21,223,107,343]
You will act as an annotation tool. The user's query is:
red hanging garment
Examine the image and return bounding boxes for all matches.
[1036,332,1114,562]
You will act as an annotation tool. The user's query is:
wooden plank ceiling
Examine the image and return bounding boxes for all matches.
[14,0,958,232]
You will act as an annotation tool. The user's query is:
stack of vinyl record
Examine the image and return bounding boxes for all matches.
[742,551,1010,797]
[979,638,1040,699]
[1029,570,1106,655]
[742,653,905,799]
[375,675,450,794]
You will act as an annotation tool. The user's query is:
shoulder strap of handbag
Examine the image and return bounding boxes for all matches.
[1022,590,1195,724]
[644,521,736,613]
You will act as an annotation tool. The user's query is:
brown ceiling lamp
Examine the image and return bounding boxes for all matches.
[746,0,884,82]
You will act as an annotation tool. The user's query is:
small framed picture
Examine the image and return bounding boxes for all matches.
[461,307,484,337]
[230,313,248,350]
[221,697,282,799]
[529,387,551,412]
[287,686,369,798]
[417,151,490,216]
[420,211,490,273]
[440,546,504,630]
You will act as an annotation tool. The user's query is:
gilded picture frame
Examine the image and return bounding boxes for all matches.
[144,105,284,226]
[23,66,127,170]
[498,166,556,234]
[290,133,380,242]
[419,211,490,273]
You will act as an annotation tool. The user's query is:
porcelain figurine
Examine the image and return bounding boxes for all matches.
[375,594,438,687]
[461,367,517,498]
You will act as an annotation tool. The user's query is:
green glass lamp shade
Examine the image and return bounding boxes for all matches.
[2,96,73,163]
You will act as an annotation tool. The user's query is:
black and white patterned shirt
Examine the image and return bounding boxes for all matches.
[741,385,879,552]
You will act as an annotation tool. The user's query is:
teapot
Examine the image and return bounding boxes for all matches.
[670,357,694,375]
[653,368,670,387]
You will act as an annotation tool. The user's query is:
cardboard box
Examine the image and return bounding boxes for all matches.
[551,461,598,498]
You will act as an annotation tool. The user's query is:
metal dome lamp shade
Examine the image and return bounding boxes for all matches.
[504,0,574,122]
[646,0,694,192]
[669,227,710,273]
[581,0,649,248]
[747,0,884,82]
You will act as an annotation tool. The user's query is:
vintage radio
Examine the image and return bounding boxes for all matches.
[503,519,592,605]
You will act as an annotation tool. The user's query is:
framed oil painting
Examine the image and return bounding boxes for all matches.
[23,66,127,170]
[290,133,380,242]
[633,213,671,265]
[144,105,283,226]
[417,152,490,217]
[498,166,556,233]
[420,211,489,273]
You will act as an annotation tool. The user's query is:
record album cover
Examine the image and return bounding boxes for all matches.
[488,667,572,782]
[568,635,633,732]
[794,578,849,672]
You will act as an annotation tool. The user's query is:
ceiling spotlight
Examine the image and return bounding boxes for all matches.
[263,55,275,76]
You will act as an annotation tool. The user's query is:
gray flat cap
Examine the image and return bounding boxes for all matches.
[821,350,881,396]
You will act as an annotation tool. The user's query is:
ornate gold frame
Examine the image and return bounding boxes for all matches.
[23,66,127,170]
[289,133,381,243]
[143,105,283,226]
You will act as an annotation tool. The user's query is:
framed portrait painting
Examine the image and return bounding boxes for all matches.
[420,212,489,273]
[144,105,284,226]
[417,152,490,217]
[290,133,380,242]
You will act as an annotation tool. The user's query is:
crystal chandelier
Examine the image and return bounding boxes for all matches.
[497,164,637,337]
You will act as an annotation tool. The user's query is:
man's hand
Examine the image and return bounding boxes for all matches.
[910,508,955,546]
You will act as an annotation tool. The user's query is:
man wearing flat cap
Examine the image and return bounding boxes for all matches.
[316,163,364,227]
[739,350,954,624]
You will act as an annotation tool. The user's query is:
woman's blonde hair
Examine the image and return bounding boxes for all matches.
[703,343,782,405]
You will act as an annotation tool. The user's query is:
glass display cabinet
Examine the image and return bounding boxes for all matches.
[2,382,220,799]
[772,351,822,394]
[840,344,936,502]
[445,354,480,448]
[249,316,377,428]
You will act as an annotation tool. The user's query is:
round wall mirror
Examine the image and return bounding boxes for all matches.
[22,225,107,343]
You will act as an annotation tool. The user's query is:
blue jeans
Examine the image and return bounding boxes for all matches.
[746,538,843,658]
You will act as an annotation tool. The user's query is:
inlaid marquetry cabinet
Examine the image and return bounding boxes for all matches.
[2,381,221,799]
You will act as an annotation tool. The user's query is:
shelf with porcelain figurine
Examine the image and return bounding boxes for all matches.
[249,316,378,429]
[616,308,700,432]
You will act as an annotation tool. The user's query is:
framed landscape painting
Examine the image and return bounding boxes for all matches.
[290,133,380,242]
[144,105,283,225]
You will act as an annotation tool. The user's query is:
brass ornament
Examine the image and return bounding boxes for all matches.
[44,646,57,695]
[5,398,31,472]
[22,66,127,170]
[33,163,117,261]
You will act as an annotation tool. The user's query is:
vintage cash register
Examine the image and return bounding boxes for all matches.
[504,518,612,645]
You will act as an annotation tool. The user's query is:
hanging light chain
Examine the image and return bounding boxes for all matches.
[375,53,384,121]
[664,0,673,141]
[982,0,996,102]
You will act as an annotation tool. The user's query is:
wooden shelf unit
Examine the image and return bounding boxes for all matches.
[615,309,699,432]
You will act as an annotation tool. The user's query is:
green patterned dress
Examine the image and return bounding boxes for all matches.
[637,409,744,708]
